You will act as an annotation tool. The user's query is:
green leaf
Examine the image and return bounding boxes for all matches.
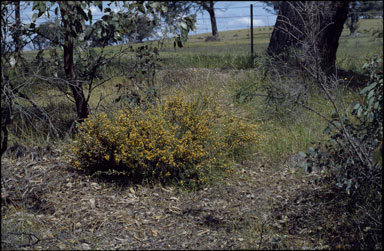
[323,125,332,135]
[298,160,307,170]
[161,5,168,13]
[308,147,316,156]
[32,13,39,21]
[298,152,307,158]
[180,21,188,30]
[367,89,375,99]
[360,81,377,94]
[150,2,160,9]
[352,102,361,110]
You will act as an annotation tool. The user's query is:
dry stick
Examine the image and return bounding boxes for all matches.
[258,218,270,250]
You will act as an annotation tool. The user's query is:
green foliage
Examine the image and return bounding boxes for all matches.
[299,56,382,249]
[302,56,382,192]
[70,91,260,187]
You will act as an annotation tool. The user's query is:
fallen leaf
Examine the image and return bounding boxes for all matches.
[197,229,210,236]
[89,198,96,208]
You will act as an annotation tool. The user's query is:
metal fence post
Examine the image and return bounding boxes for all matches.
[250,4,254,67]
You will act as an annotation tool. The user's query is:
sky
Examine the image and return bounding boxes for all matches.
[192,1,277,34]
[17,1,277,49]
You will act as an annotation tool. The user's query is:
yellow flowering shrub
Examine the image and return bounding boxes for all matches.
[70,91,260,186]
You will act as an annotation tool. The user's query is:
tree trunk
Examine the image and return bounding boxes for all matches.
[14,1,22,54]
[207,2,218,38]
[200,1,219,39]
[267,1,350,72]
[316,2,350,71]
[60,3,89,122]
[348,7,359,37]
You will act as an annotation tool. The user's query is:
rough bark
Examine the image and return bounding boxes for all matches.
[267,1,350,72]
[316,2,350,71]
[59,3,89,122]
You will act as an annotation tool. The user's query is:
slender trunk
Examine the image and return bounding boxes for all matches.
[1,105,11,157]
[348,11,359,37]
[201,1,219,39]
[59,3,89,122]
[14,1,22,54]
[207,4,218,38]
[1,2,21,156]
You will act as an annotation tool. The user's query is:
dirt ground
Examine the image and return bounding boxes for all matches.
[1,147,332,250]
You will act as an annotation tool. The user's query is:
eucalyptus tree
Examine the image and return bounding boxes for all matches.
[27,1,195,121]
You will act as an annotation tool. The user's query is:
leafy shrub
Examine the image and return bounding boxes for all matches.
[301,56,382,249]
[70,91,260,187]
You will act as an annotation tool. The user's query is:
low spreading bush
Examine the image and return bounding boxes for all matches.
[70,91,260,186]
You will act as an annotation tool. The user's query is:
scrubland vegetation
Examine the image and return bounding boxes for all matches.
[2,18,382,249]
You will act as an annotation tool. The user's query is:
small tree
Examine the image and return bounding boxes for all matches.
[28,1,195,122]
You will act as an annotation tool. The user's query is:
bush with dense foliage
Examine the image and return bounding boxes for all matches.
[70,91,260,186]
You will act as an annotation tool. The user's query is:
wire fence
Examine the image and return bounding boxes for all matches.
[18,4,277,34]
[18,2,383,37]
[12,2,383,52]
